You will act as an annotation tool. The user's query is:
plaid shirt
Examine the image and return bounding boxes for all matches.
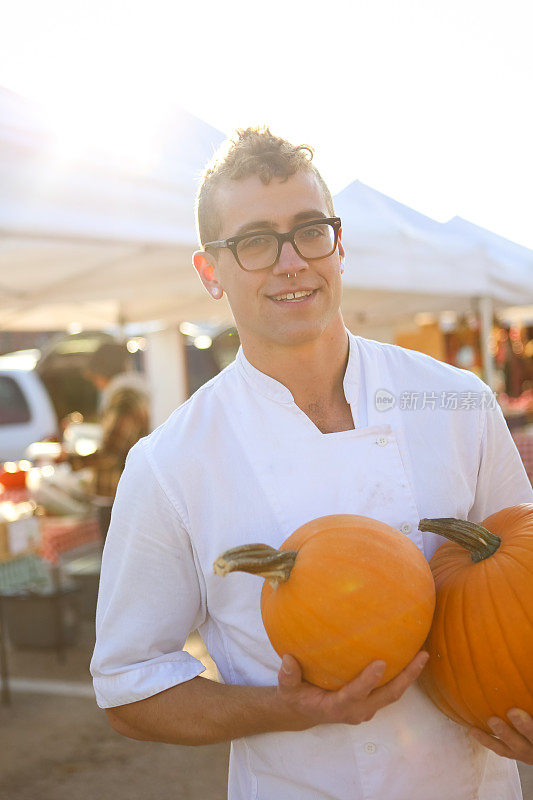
[72,379,150,499]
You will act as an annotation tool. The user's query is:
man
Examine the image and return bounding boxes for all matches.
[91,128,533,799]
[68,342,150,539]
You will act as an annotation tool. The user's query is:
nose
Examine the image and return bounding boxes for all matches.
[272,240,308,276]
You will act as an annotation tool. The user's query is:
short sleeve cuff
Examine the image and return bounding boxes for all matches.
[92,652,206,708]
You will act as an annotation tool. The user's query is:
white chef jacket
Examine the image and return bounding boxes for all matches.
[91,330,533,800]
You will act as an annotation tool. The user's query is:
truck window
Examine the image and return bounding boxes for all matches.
[0,376,32,425]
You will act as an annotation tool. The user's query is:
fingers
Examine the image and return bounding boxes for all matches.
[278,656,387,702]
[468,726,515,759]
[507,708,533,744]
[469,710,533,764]
[278,654,303,689]
[336,660,386,705]
[369,650,429,709]
[276,650,429,729]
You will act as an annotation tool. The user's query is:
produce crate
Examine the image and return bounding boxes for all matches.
[0,516,40,563]
[0,554,52,595]
[39,515,102,563]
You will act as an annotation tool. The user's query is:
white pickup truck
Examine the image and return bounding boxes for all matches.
[0,351,59,462]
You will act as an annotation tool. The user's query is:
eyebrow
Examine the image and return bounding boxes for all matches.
[233,209,328,237]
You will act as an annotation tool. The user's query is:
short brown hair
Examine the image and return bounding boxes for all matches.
[195,127,335,248]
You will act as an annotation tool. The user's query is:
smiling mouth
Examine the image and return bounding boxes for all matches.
[269,289,317,303]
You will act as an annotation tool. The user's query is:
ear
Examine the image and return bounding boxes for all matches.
[193,251,224,299]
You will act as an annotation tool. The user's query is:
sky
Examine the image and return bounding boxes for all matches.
[1,0,532,247]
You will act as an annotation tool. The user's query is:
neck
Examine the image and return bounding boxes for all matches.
[241,316,350,408]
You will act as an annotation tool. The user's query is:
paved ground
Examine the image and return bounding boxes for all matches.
[1,619,532,799]
[0,625,229,800]
[0,692,229,800]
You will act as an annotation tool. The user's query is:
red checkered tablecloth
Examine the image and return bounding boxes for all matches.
[0,488,30,504]
[512,431,533,484]
[39,516,102,563]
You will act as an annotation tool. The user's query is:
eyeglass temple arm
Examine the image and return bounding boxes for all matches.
[204,239,228,250]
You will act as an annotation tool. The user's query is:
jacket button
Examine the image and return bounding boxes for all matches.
[400,522,412,534]
[376,436,388,446]
[364,742,377,754]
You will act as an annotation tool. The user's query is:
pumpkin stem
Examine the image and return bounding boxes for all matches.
[213,543,297,588]
[418,518,501,563]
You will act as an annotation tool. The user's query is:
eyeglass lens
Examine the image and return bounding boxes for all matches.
[236,222,336,270]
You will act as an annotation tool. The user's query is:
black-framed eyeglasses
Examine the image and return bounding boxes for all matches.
[204,217,342,272]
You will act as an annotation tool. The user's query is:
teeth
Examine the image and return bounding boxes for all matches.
[273,290,314,301]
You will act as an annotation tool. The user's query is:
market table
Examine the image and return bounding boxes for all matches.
[0,512,102,705]
[39,516,102,563]
[0,554,61,704]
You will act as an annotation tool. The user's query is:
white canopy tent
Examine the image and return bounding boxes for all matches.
[0,85,233,424]
[444,215,533,310]
[2,85,533,413]
[443,215,533,387]
[0,85,233,330]
[336,180,533,319]
[335,180,533,386]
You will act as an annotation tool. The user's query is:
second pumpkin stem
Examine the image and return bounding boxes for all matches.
[418,518,501,563]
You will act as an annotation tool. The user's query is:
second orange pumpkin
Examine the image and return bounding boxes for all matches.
[418,505,533,734]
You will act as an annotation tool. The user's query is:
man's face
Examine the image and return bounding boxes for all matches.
[195,171,345,352]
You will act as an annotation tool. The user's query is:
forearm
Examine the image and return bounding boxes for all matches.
[105,675,311,746]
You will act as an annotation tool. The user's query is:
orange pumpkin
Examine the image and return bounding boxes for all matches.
[418,504,533,733]
[214,514,435,690]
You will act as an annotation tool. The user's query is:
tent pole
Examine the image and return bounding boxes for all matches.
[479,296,496,391]
[145,327,188,429]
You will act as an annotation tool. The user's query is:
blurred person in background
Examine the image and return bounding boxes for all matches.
[67,342,150,539]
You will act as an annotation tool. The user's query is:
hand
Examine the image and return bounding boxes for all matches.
[277,650,429,728]
[469,709,533,764]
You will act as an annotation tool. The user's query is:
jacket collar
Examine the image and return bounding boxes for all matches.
[236,328,361,407]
